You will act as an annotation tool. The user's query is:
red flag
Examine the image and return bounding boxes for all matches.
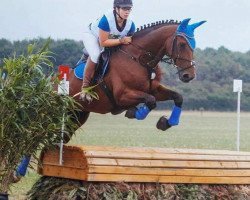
[58,65,70,81]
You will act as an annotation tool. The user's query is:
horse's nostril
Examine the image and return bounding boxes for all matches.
[183,74,190,79]
[181,73,194,83]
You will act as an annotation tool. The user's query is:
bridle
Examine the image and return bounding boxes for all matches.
[163,34,196,75]
[119,33,196,75]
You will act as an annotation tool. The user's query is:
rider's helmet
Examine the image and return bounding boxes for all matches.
[113,0,133,8]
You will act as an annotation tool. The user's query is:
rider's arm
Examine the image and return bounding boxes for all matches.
[98,15,131,47]
[98,15,120,47]
[99,29,121,47]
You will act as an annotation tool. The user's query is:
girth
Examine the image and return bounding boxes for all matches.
[99,81,119,111]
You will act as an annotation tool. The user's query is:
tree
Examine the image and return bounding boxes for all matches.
[0,42,78,196]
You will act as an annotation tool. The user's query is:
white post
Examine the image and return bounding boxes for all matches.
[59,111,65,165]
[233,79,242,152]
[58,73,69,165]
[59,74,66,165]
[236,91,241,151]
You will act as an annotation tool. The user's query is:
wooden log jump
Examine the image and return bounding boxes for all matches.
[38,145,250,184]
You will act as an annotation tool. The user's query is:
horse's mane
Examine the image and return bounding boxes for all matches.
[108,20,180,55]
[133,19,180,38]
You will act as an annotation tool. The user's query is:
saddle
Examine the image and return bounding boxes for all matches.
[74,48,112,85]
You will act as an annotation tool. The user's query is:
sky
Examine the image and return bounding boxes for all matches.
[1,0,250,52]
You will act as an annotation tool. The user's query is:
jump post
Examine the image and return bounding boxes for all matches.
[57,65,70,165]
[38,145,250,184]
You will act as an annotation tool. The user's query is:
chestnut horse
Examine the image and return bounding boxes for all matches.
[13,18,206,182]
[69,18,205,136]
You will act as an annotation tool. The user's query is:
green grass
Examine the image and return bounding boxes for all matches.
[70,111,250,151]
[9,171,40,200]
[9,111,250,198]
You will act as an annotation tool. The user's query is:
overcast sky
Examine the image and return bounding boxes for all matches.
[1,0,250,52]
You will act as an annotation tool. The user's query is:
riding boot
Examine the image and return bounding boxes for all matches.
[81,57,96,101]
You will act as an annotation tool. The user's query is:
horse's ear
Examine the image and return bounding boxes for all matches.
[190,21,207,31]
[177,18,206,50]
[178,18,191,30]
[178,18,206,37]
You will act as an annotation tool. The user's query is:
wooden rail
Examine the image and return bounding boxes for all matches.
[38,145,250,184]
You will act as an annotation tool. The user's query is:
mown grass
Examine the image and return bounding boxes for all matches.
[70,111,250,151]
[9,111,250,199]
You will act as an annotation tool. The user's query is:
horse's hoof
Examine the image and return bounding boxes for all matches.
[156,116,171,131]
[125,107,138,119]
[11,171,22,183]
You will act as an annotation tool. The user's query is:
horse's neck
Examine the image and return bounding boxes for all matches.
[136,26,177,57]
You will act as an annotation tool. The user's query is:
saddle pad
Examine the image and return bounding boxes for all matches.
[74,61,86,80]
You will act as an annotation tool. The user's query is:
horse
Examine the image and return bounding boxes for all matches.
[13,18,206,183]
[68,18,206,140]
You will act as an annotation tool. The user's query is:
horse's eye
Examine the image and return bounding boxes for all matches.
[179,43,186,49]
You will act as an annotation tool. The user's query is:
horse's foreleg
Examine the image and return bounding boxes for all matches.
[117,90,156,120]
[154,84,183,131]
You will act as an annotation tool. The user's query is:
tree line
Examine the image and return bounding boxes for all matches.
[1,38,250,111]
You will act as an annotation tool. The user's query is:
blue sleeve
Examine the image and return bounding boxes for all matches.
[98,15,110,32]
[127,22,136,35]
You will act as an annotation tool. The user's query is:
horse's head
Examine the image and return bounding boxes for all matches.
[166,18,206,83]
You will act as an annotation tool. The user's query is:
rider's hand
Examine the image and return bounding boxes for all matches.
[119,36,132,45]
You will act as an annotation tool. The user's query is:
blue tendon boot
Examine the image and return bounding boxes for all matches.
[13,155,31,183]
[168,106,182,126]
[135,105,150,120]
[156,106,182,131]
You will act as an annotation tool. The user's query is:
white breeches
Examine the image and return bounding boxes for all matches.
[82,26,102,63]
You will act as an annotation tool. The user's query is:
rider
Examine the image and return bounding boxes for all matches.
[81,0,135,100]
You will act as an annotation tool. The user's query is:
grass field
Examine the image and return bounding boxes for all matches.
[70,110,250,151]
[9,111,250,199]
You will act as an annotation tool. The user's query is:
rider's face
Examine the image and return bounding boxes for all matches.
[117,7,132,19]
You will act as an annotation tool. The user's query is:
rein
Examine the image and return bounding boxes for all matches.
[119,42,162,70]
[119,42,163,92]
[119,34,196,75]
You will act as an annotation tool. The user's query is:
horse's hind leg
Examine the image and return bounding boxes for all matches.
[77,111,90,125]
[153,84,183,131]
[64,110,90,143]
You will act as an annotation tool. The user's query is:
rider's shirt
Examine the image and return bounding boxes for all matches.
[90,10,135,39]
